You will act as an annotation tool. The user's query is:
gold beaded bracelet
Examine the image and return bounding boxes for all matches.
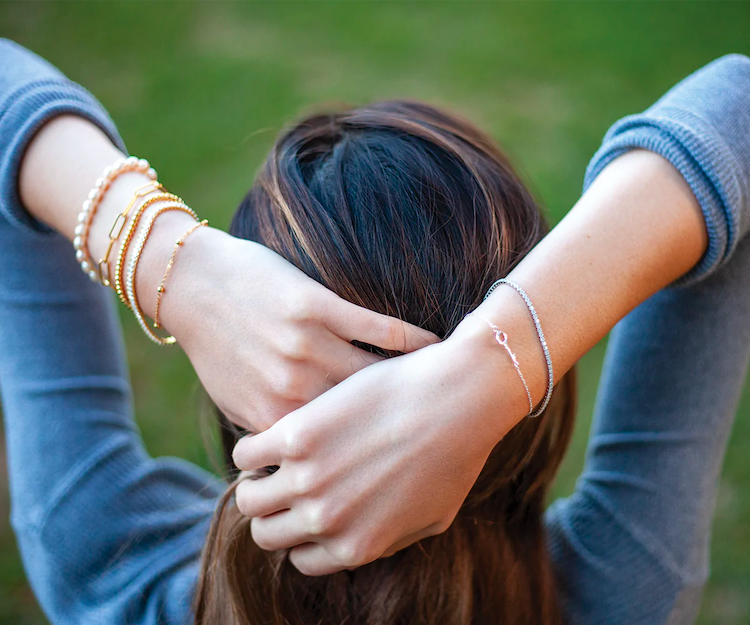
[113,192,185,309]
[153,219,209,330]
[125,205,199,346]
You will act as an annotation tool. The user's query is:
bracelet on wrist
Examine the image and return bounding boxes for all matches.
[77,154,207,348]
[153,219,209,330]
[481,278,554,418]
[74,156,157,283]
[125,204,199,346]
[114,192,186,309]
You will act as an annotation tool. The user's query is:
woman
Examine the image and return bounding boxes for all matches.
[1,38,749,624]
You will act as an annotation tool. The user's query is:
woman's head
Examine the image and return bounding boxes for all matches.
[196,100,576,624]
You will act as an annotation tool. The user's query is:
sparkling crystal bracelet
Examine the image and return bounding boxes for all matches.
[483,278,553,418]
[74,156,157,283]
[468,312,534,415]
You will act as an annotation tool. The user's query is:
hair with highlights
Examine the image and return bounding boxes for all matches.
[195,100,576,625]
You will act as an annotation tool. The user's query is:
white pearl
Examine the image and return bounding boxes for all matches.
[74,224,84,236]
[75,249,84,261]
[147,168,157,180]
[94,177,105,188]
[137,158,149,170]
[81,261,90,273]
[73,236,82,249]
[88,188,99,201]
[88,270,98,282]
[82,200,92,212]
[80,262,89,274]
[125,156,138,167]
[103,165,114,178]
[78,212,87,223]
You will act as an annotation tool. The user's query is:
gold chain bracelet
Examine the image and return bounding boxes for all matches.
[114,192,185,309]
[153,219,209,330]
[124,205,199,346]
[97,180,164,286]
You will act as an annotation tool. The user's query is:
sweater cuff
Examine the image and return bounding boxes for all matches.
[0,78,127,234]
[583,108,743,287]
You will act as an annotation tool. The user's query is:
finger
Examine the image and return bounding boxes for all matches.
[327,298,440,353]
[232,430,283,471]
[320,338,384,384]
[381,527,435,558]
[288,542,347,577]
[235,471,291,519]
[250,509,310,551]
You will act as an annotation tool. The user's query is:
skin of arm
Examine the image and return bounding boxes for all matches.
[18,115,439,433]
[17,113,709,577]
[232,148,709,575]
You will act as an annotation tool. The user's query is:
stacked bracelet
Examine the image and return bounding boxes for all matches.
[113,192,185,309]
[97,180,164,286]
[77,155,207,348]
[74,156,157,282]
[483,278,554,418]
[125,205,199,346]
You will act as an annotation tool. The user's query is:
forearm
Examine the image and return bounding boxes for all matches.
[18,115,209,328]
[455,150,707,437]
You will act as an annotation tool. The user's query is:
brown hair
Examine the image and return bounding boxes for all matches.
[194,100,576,624]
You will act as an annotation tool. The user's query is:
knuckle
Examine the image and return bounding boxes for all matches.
[282,425,313,461]
[376,317,401,349]
[291,467,318,497]
[333,538,377,569]
[305,501,343,536]
[282,331,311,362]
[288,289,321,324]
[304,504,328,537]
[270,366,302,400]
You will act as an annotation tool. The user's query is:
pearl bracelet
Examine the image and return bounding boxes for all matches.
[74,156,157,283]
[483,278,553,418]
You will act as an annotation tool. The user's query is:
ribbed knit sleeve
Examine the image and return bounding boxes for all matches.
[583,54,750,286]
[0,38,127,233]
[0,41,223,624]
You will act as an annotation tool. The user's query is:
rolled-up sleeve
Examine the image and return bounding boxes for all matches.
[547,55,750,624]
[0,41,223,624]
[0,37,126,233]
[583,54,750,286]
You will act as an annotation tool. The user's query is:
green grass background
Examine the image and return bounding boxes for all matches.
[1,1,749,622]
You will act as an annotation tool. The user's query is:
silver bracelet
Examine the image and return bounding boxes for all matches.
[468,313,534,415]
[483,278,553,418]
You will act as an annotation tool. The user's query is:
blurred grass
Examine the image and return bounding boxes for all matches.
[1,1,749,623]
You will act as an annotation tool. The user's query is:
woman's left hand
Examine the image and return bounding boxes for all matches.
[232,315,530,575]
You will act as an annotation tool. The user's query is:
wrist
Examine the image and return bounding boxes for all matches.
[131,209,205,323]
[443,302,541,445]
[150,225,235,345]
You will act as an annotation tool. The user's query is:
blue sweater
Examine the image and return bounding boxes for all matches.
[1,39,749,624]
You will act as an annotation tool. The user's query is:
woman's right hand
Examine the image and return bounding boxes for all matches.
[157,226,439,432]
